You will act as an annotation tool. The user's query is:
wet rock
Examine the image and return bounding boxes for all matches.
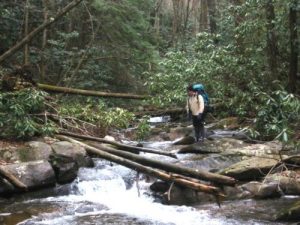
[264,170,300,195]
[240,181,283,199]
[0,160,56,195]
[161,184,215,205]
[168,126,193,140]
[226,140,284,159]
[49,154,79,184]
[172,136,195,145]
[0,178,15,195]
[51,141,92,167]
[178,141,222,154]
[276,200,300,222]
[150,180,169,193]
[219,157,279,181]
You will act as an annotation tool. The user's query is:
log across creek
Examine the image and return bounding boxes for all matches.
[56,134,237,198]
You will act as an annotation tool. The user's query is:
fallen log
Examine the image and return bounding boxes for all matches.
[56,135,223,196]
[88,142,237,186]
[58,131,177,158]
[0,166,27,190]
[57,134,236,186]
[38,84,148,100]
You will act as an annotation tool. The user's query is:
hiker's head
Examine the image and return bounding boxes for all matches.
[187,84,196,96]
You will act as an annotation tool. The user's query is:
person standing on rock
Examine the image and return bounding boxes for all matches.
[186,84,207,142]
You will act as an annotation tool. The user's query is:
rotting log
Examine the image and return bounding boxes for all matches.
[38,83,148,99]
[0,0,84,64]
[58,131,177,158]
[0,166,27,190]
[56,135,224,196]
[57,135,236,186]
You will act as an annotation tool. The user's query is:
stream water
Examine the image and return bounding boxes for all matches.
[0,141,299,225]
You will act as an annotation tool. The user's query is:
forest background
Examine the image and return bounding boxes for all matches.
[0,0,299,145]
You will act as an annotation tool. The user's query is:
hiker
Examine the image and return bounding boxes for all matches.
[186,84,207,142]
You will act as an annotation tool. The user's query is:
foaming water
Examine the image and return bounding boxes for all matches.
[19,161,235,225]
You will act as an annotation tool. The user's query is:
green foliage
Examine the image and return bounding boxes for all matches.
[0,89,57,139]
[58,100,135,132]
[248,88,300,142]
[135,116,151,141]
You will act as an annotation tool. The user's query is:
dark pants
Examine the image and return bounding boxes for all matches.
[192,113,206,142]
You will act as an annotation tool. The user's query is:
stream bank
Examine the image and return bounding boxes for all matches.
[0,119,299,224]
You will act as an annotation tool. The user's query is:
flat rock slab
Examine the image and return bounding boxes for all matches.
[220,157,279,181]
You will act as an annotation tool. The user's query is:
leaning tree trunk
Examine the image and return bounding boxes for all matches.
[0,0,84,64]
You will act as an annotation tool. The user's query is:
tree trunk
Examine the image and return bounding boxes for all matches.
[199,0,208,32]
[37,83,148,99]
[56,135,225,196]
[58,131,177,158]
[288,1,298,93]
[0,0,84,64]
[40,0,49,83]
[24,0,30,65]
[57,135,236,186]
[207,0,217,34]
[265,0,279,80]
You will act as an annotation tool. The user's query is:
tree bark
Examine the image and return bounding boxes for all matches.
[0,0,84,64]
[207,0,217,34]
[57,135,236,186]
[288,0,298,93]
[40,0,49,82]
[37,83,148,99]
[24,0,30,65]
[58,131,177,158]
[56,135,224,196]
[265,0,279,80]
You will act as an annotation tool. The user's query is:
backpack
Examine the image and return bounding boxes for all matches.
[192,83,210,107]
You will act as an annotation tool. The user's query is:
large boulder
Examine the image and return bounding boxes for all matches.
[240,181,283,199]
[0,160,56,195]
[51,141,93,168]
[219,157,279,181]
[49,154,79,184]
[0,141,52,163]
[264,170,300,195]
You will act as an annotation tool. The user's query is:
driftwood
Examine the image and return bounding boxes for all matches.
[38,84,148,99]
[0,0,84,64]
[0,166,27,190]
[56,135,224,196]
[58,131,177,158]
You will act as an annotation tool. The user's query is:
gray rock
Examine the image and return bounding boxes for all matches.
[219,157,279,181]
[240,181,283,199]
[0,160,56,195]
[264,171,300,195]
[49,154,79,184]
[173,136,195,145]
[51,141,92,167]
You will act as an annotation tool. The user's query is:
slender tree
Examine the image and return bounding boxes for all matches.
[288,0,298,93]
[265,0,279,80]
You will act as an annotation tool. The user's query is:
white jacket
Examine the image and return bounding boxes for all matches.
[186,94,204,116]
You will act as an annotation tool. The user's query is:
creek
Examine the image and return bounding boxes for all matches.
[0,127,299,225]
